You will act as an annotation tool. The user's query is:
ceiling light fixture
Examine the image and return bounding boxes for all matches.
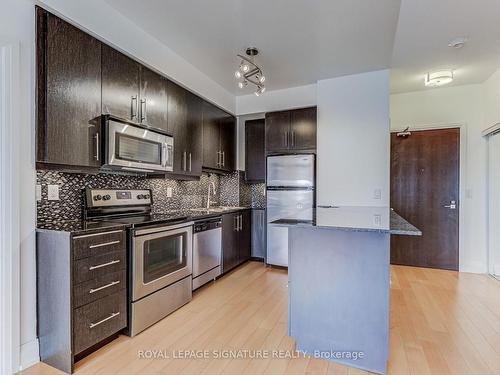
[234,47,266,95]
[448,36,468,49]
[424,70,454,87]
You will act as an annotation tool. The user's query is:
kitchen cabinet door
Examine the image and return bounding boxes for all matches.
[219,114,236,171]
[102,44,140,121]
[245,119,265,182]
[185,92,203,176]
[222,213,239,273]
[167,81,188,174]
[202,101,221,169]
[251,209,266,259]
[265,111,290,153]
[238,210,252,263]
[139,66,168,132]
[37,9,102,168]
[290,107,317,151]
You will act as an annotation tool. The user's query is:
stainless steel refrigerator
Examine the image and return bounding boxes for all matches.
[266,154,315,267]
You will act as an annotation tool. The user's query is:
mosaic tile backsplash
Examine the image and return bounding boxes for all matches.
[36,170,265,224]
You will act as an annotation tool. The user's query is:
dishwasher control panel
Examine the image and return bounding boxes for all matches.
[194,218,222,233]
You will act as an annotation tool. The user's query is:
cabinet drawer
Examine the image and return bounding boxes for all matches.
[73,290,127,355]
[73,270,126,308]
[72,230,125,260]
[73,250,126,284]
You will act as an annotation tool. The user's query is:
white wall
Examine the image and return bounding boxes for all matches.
[317,70,390,207]
[483,67,500,129]
[236,84,316,115]
[39,0,235,113]
[390,84,487,273]
[0,0,38,370]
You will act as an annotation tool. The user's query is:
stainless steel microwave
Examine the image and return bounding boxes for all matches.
[103,116,173,173]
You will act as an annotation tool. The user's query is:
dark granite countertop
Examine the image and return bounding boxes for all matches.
[271,207,421,236]
[36,206,252,234]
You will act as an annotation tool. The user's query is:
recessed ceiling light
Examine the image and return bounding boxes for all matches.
[448,36,468,49]
[424,71,454,87]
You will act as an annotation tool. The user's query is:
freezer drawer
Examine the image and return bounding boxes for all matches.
[267,154,315,188]
[266,190,313,267]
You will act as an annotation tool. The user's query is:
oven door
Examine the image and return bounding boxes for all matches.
[132,222,193,301]
[107,119,173,172]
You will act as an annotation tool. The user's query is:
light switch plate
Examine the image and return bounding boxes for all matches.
[373,189,382,200]
[166,187,173,198]
[36,185,42,201]
[48,184,60,201]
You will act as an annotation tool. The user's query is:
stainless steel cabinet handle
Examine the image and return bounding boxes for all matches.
[284,131,288,147]
[239,215,243,231]
[292,131,295,148]
[161,144,167,167]
[89,280,120,294]
[234,215,238,231]
[89,240,120,249]
[222,151,225,167]
[89,259,120,271]
[189,153,192,172]
[94,132,99,161]
[73,230,123,239]
[140,99,147,122]
[131,96,137,119]
[183,151,187,171]
[89,312,120,329]
[217,151,221,167]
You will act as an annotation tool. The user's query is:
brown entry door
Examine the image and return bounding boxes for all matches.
[391,128,459,270]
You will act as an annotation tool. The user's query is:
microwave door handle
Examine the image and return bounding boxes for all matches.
[161,144,167,167]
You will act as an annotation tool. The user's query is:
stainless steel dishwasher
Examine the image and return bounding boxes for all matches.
[192,217,222,290]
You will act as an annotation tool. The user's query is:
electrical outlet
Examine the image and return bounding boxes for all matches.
[373,189,382,200]
[373,214,382,227]
[48,184,60,201]
[166,187,173,198]
[36,185,42,201]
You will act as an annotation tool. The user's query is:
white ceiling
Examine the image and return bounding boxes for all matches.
[104,0,500,95]
[391,0,500,93]
[104,0,401,95]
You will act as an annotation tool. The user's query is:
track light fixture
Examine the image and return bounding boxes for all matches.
[234,47,266,95]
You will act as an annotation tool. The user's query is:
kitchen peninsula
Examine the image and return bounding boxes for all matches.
[272,206,421,374]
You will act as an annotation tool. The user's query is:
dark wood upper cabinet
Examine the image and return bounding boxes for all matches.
[168,81,188,174]
[168,81,203,176]
[185,92,203,176]
[265,107,317,154]
[245,119,265,183]
[291,107,317,150]
[202,101,222,170]
[101,44,140,122]
[36,8,102,168]
[219,114,236,172]
[265,110,290,152]
[139,66,168,132]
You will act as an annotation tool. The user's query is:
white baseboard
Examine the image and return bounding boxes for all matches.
[459,261,487,274]
[19,339,39,371]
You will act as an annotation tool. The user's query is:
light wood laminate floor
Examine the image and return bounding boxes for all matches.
[20,261,500,375]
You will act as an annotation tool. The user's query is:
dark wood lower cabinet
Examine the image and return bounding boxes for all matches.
[222,210,251,273]
[37,228,127,373]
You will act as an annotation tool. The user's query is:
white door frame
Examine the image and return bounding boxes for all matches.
[391,123,467,272]
[0,41,21,374]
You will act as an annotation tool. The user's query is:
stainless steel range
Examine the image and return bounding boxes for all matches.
[84,188,193,336]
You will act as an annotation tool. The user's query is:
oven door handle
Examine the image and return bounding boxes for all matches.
[134,221,194,237]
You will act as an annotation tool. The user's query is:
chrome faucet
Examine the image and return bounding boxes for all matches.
[207,181,217,209]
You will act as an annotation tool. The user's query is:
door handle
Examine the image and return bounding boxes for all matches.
[217,151,221,167]
[284,131,288,148]
[292,131,295,148]
[183,151,187,171]
[89,259,120,271]
[444,200,457,209]
[89,312,120,329]
[234,215,238,231]
[222,151,225,167]
[89,280,120,294]
[239,215,243,231]
[189,153,192,172]
[131,96,137,119]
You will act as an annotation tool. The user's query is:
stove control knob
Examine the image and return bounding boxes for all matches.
[137,194,144,200]
[93,195,102,201]
[144,194,150,200]
[102,194,111,201]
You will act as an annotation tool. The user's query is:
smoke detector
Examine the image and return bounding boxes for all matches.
[448,37,468,49]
